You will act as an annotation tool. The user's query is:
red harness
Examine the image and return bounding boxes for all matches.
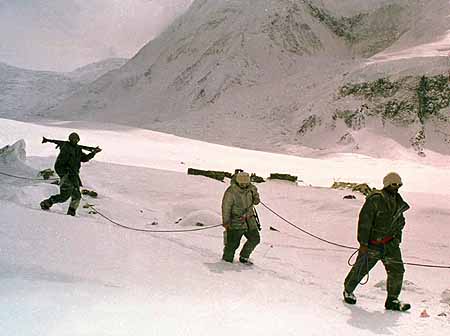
[369,236,393,245]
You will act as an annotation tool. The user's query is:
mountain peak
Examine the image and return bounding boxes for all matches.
[44,0,450,156]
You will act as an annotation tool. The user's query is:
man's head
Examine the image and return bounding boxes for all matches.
[235,172,250,189]
[383,172,402,193]
[68,132,80,145]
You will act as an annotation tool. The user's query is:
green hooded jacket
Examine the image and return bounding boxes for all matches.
[357,189,410,246]
[54,142,96,185]
[222,180,260,230]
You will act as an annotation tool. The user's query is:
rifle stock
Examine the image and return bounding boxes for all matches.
[42,137,101,152]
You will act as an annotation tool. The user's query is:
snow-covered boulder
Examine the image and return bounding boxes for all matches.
[0,139,27,163]
[178,209,221,227]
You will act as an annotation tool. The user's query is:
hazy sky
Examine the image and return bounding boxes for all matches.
[0,0,193,72]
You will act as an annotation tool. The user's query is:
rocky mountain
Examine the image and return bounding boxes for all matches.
[0,58,127,120]
[45,0,449,156]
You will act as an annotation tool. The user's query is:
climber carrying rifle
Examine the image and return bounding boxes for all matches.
[40,132,101,216]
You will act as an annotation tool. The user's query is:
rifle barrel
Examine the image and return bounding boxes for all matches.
[42,137,100,152]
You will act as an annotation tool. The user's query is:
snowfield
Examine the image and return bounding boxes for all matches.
[1,118,449,336]
[1,1,449,335]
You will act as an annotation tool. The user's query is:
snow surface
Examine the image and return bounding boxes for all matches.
[0,118,449,335]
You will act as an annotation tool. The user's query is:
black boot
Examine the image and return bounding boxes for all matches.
[239,257,253,265]
[343,290,357,305]
[67,207,76,216]
[385,297,411,312]
[40,199,53,210]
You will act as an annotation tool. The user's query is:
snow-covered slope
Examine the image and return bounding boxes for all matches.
[0,118,450,335]
[0,58,127,119]
[47,0,350,123]
[66,58,128,83]
[0,62,81,119]
[44,0,449,156]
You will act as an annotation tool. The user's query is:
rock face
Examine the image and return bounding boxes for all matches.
[43,0,450,155]
[335,75,449,127]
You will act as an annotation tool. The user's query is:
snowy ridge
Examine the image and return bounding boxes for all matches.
[66,58,128,83]
[0,59,127,120]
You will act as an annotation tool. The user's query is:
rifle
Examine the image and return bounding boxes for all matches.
[42,137,102,153]
[253,207,261,231]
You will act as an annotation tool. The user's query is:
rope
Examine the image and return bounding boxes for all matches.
[1,168,449,268]
[85,203,222,233]
[260,201,450,269]
[402,262,450,269]
[0,169,221,232]
[260,201,356,250]
[347,250,369,285]
[0,170,58,181]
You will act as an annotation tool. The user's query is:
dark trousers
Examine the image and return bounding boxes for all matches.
[344,242,405,299]
[222,229,260,262]
[49,174,81,210]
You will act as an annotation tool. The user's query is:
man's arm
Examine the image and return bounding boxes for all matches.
[222,189,233,229]
[357,196,379,247]
[80,148,100,162]
[249,184,260,205]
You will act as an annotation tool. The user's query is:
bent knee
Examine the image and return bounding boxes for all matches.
[250,234,260,245]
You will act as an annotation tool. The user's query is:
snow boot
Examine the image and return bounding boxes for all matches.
[67,207,76,216]
[343,290,357,305]
[385,298,411,312]
[40,199,52,210]
[239,257,253,265]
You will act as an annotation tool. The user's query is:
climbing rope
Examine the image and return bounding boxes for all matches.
[84,202,222,233]
[0,170,58,181]
[1,168,450,267]
[260,201,355,250]
[260,201,450,269]
[0,169,220,232]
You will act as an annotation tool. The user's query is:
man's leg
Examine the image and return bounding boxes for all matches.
[67,186,81,216]
[222,229,244,262]
[240,229,261,260]
[41,175,73,209]
[382,243,408,310]
[344,249,380,294]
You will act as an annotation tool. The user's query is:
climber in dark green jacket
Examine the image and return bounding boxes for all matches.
[343,172,411,311]
[40,132,101,216]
